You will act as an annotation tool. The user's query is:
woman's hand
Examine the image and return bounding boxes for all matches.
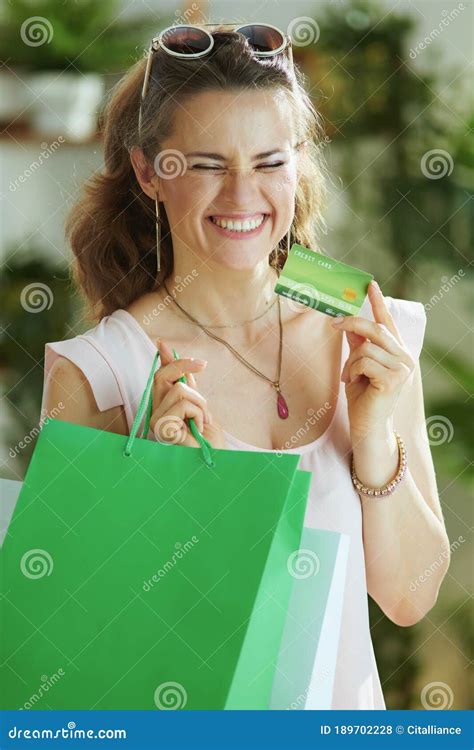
[149,338,227,449]
[331,280,415,442]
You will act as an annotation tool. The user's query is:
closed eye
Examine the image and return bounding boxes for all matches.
[191,165,224,171]
[191,162,287,172]
[257,161,286,169]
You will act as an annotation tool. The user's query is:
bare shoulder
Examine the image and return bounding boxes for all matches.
[44,355,128,435]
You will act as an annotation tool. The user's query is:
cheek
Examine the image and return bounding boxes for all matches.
[160,178,202,221]
[265,167,297,203]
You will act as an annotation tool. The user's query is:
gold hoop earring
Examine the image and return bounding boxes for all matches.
[275,227,292,273]
[155,194,161,274]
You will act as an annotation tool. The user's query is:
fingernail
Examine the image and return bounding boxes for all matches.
[194,358,208,365]
[372,280,380,292]
[332,316,344,325]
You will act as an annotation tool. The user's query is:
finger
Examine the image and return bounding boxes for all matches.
[341,341,401,383]
[348,357,394,392]
[152,400,205,442]
[345,329,366,353]
[157,381,211,424]
[332,316,402,356]
[157,412,202,448]
[156,337,175,366]
[152,411,190,445]
[153,357,207,403]
[187,371,213,425]
[156,337,208,380]
[367,281,402,342]
[201,420,227,449]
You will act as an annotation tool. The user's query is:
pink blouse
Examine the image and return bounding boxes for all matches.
[40,294,427,709]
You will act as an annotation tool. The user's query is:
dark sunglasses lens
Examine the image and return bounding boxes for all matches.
[237,24,284,52]
[160,26,211,55]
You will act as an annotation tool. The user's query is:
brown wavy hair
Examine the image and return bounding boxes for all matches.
[67,28,329,322]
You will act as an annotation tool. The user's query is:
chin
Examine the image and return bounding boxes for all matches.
[210,250,274,272]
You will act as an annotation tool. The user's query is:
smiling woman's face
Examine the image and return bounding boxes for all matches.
[156,88,299,271]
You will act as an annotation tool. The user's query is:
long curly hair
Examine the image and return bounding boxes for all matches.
[67,28,329,322]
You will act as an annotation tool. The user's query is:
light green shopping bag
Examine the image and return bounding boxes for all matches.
[1,349,314,710]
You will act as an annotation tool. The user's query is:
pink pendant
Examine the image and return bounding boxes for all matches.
[277,391,289,419]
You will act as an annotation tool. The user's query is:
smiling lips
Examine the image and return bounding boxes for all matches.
[207,213,269,238]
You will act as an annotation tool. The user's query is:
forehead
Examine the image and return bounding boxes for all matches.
[167,88,295,152]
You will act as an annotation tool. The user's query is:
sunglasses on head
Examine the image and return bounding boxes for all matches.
[138,23,293,134]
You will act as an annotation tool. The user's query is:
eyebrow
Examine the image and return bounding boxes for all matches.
[184,148,287,161]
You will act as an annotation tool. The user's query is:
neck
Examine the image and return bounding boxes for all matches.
[161,255,280,332]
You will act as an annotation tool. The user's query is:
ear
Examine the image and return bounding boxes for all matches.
[130,146,159,200]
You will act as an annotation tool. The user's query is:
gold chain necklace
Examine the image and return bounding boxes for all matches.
[162,280,289,420]
[179,294,278,329]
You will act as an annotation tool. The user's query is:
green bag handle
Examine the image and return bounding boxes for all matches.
[123,346,215,468]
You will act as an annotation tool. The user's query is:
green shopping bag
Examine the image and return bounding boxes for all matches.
[1,350,313,710]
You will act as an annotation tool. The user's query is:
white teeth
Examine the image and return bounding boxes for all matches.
[210,215,265,231]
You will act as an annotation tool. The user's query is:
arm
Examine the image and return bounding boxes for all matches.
[353,363,450,627]
[42,356,129,435]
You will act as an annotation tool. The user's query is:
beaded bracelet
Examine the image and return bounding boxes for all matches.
[350,431,407,498]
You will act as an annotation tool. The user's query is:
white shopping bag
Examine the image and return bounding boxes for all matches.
[269,527,349,710]
[0,478,22,547]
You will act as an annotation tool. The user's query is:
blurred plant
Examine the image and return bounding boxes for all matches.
[368,598,420,709]
[0,0,151,73]
[423,346,474,485]
[1,249,77,472]
[297,0,473,297]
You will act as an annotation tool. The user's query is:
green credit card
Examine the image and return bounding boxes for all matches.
[274,243,373,317]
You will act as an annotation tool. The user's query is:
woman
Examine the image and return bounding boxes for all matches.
[41,24,450,709]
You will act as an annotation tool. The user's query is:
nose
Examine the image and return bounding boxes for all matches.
[218,167,263,208]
